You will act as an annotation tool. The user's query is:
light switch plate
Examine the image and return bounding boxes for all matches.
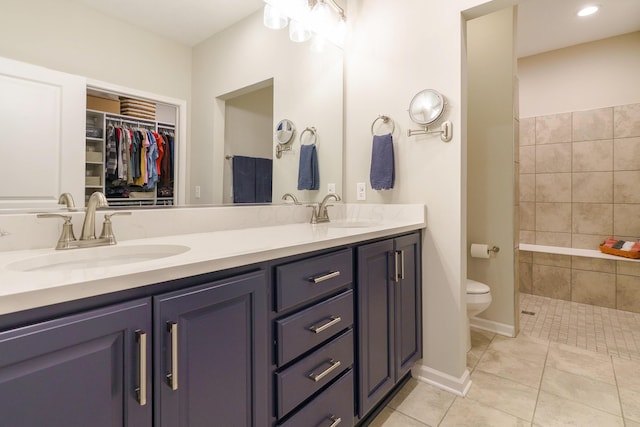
[357,182,366,200]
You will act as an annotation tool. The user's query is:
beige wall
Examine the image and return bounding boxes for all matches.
[519,32,640,118]
[466,7,517,330]
[344,0,514,389]
[0,0,191,101]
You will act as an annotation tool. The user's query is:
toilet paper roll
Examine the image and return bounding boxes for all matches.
[470,243,490,259]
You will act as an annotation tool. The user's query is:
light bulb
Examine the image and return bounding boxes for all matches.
[264,4,288,30]
[311,0,335,33]
[577,5,599,17]
[289,20,311,42]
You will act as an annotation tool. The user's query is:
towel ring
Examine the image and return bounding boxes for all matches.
[371,115,395,136]
[300,127,318,145]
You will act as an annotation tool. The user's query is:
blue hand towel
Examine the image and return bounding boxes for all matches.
[233,156,256,203]
[370,133,394,190]
[255,157,273,203]
[298,144,319,190]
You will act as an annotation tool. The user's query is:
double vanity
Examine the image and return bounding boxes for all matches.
[0,203,425,426]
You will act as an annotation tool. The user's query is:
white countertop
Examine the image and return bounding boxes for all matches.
[0,205,425,316]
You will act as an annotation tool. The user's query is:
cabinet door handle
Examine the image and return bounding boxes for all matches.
[309,271,340,284]
[327,415,342,427]
[393,251,400,282]
[135,330,147,406]
[393,250,405,282]
[166,321,178,391]
[308,315,341,334]
[308,359,342,382]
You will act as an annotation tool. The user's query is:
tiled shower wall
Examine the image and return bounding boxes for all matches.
[519,250,640,313]
[519,103,640,249]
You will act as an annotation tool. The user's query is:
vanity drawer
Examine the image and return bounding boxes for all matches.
[276,290,354,366]
[276,329,354,418]
[275,249,353,312]
[279,369,354,427]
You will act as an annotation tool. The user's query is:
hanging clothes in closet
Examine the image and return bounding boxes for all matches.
[158,128,175,198]
[105,121,175,200]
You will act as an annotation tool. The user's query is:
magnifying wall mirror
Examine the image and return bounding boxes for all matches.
[407,89,453,142]
[275,119,296,158]
[409,89,445,125]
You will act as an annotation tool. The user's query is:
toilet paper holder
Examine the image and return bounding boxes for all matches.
[488,246,500,254]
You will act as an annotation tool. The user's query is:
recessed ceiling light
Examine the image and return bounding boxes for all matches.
[577,5,600,17]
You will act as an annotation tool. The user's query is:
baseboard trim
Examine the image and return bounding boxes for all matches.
[411,363,472,396]
[470,316,515,337]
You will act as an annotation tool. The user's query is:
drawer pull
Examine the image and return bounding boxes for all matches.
[135,330,147,406]
[327,415,342,427]
[308,359,342,382]
[310,271,341,284]
[166,321,178,391]
[308,315,342,334]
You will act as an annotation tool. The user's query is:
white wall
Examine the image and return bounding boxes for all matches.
[519,32,640,118]
[467,8,517,332]
[0,0,192,102]
[344,0,510,393]
[190,10,343,205]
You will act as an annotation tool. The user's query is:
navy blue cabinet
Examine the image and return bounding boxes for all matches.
[0,232,421,426]
[154,270,268,427]
[356,233,422,419]
[272,249,355,426]
[0,298,152,427]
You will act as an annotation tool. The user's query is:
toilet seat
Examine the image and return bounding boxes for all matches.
[467,279,490,295]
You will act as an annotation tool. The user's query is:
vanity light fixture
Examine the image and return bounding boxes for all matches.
[577,5,599,17]
[262,0,346,46]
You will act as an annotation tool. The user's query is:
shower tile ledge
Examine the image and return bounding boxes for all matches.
[520,243,640,263]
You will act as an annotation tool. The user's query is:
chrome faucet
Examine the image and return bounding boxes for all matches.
[282,193,301,205]
[308,193,341,224]
[58,192,76,210]
[81,191,109,240]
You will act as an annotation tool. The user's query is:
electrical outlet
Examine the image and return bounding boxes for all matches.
[195,185,201,199]
[357,182,366,201]
[327,183,336,194]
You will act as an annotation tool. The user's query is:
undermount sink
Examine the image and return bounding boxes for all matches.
[327,220,380,228]
[6,244,190,273]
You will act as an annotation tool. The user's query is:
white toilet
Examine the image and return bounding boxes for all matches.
[466,279,492,351]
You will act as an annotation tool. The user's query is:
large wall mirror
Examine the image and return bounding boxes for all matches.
[0,0,343,211]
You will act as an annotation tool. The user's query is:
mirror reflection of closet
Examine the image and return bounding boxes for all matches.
[86,88,179,207]
[222,84,274,204]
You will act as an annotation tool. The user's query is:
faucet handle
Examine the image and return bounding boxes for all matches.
[37,213,77,249]
[38,213,72,221]
[103,211,132,220]
[306,204,319,224]
[99,211,131,244]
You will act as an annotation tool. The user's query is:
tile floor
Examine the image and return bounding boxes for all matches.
[520,293,640,361]
[369,294,640,426]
